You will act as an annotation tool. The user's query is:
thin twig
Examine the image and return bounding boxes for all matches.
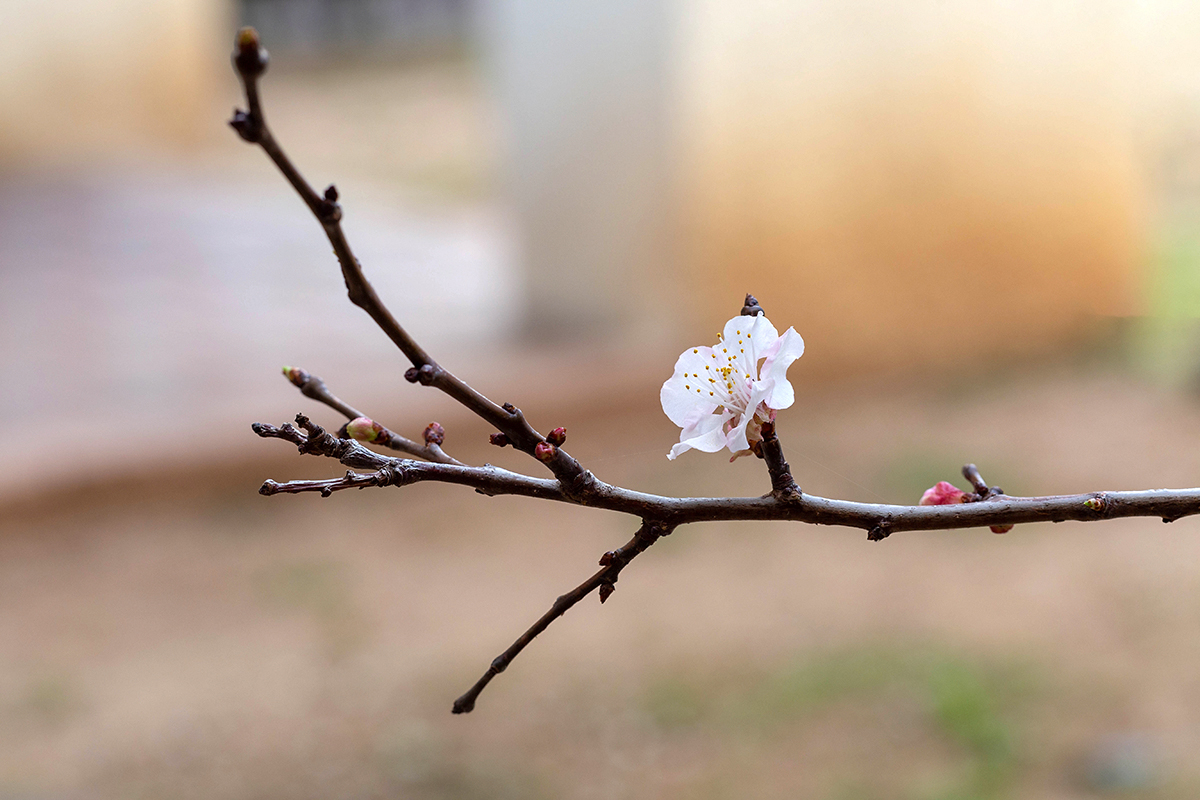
[281,366,460,464]
[452,520,672,714]
[962,463,994,498]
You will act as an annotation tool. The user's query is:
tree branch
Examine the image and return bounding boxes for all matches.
[229,28,1200,714]
[253,415,1200,533]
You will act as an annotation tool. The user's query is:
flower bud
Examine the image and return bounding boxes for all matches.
[282,365,310,387]
[598,583,615,603]
[345,416,385,443]
[424,421,445,446]
[547,427,567,446]
[919,481,968,506]
[534,442,556,462]
[233,27,268,77]
[990,524,1014,534]
[404,367,420,383]
[489,433,509,447]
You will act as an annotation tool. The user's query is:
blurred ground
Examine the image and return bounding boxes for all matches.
[4,362,1200,799]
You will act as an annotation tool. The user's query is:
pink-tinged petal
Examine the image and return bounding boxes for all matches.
[668,409,731,460]
[661,346,720,426]
[919,481,968,506]
[759,327,805,410]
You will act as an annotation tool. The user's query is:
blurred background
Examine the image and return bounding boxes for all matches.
[4,0,1200,797]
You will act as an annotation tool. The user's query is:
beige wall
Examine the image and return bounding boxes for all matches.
[671,0,1200,378]
[0,0,230,165]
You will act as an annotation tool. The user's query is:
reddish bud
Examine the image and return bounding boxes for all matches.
[404,367,420,383]
[919,481,968,506]
[599,583,615,603]
[282,365,310,387]
[489,433,510,447]
[345,416,385,443]
[547,427,567,446]
[990,524,1014,534]
[534,442,556,462]
[424,421,445,446]
[598,551,616,566]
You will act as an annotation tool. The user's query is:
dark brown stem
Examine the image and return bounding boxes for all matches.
[759,420,800,500]
[452,520,672,714]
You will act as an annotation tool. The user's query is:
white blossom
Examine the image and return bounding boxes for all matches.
[660,313,805,460]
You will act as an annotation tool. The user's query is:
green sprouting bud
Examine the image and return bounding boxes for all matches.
[346,416,384,443]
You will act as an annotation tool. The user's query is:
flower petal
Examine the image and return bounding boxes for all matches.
[668,408,731,460]
[661,346,720,426]
[722,313,778,379]
[759,327,805,410]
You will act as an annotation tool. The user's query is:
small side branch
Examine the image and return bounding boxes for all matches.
[281,366,460,464]
[452,520,673,714]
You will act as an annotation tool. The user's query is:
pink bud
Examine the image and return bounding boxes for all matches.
[345,416,384,443]
[919,481,968,506]
[547,427,567,446]
[424,421,445,446]
[534,442,556,462]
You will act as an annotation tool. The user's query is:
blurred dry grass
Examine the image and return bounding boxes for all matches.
[5,362,1200,798]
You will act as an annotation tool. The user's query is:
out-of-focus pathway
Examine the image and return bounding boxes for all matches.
[0,164,518,500]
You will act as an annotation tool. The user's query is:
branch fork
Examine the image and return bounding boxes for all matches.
[229,27,1200,713]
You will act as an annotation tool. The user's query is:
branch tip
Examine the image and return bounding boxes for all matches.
[233,27,268,77]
